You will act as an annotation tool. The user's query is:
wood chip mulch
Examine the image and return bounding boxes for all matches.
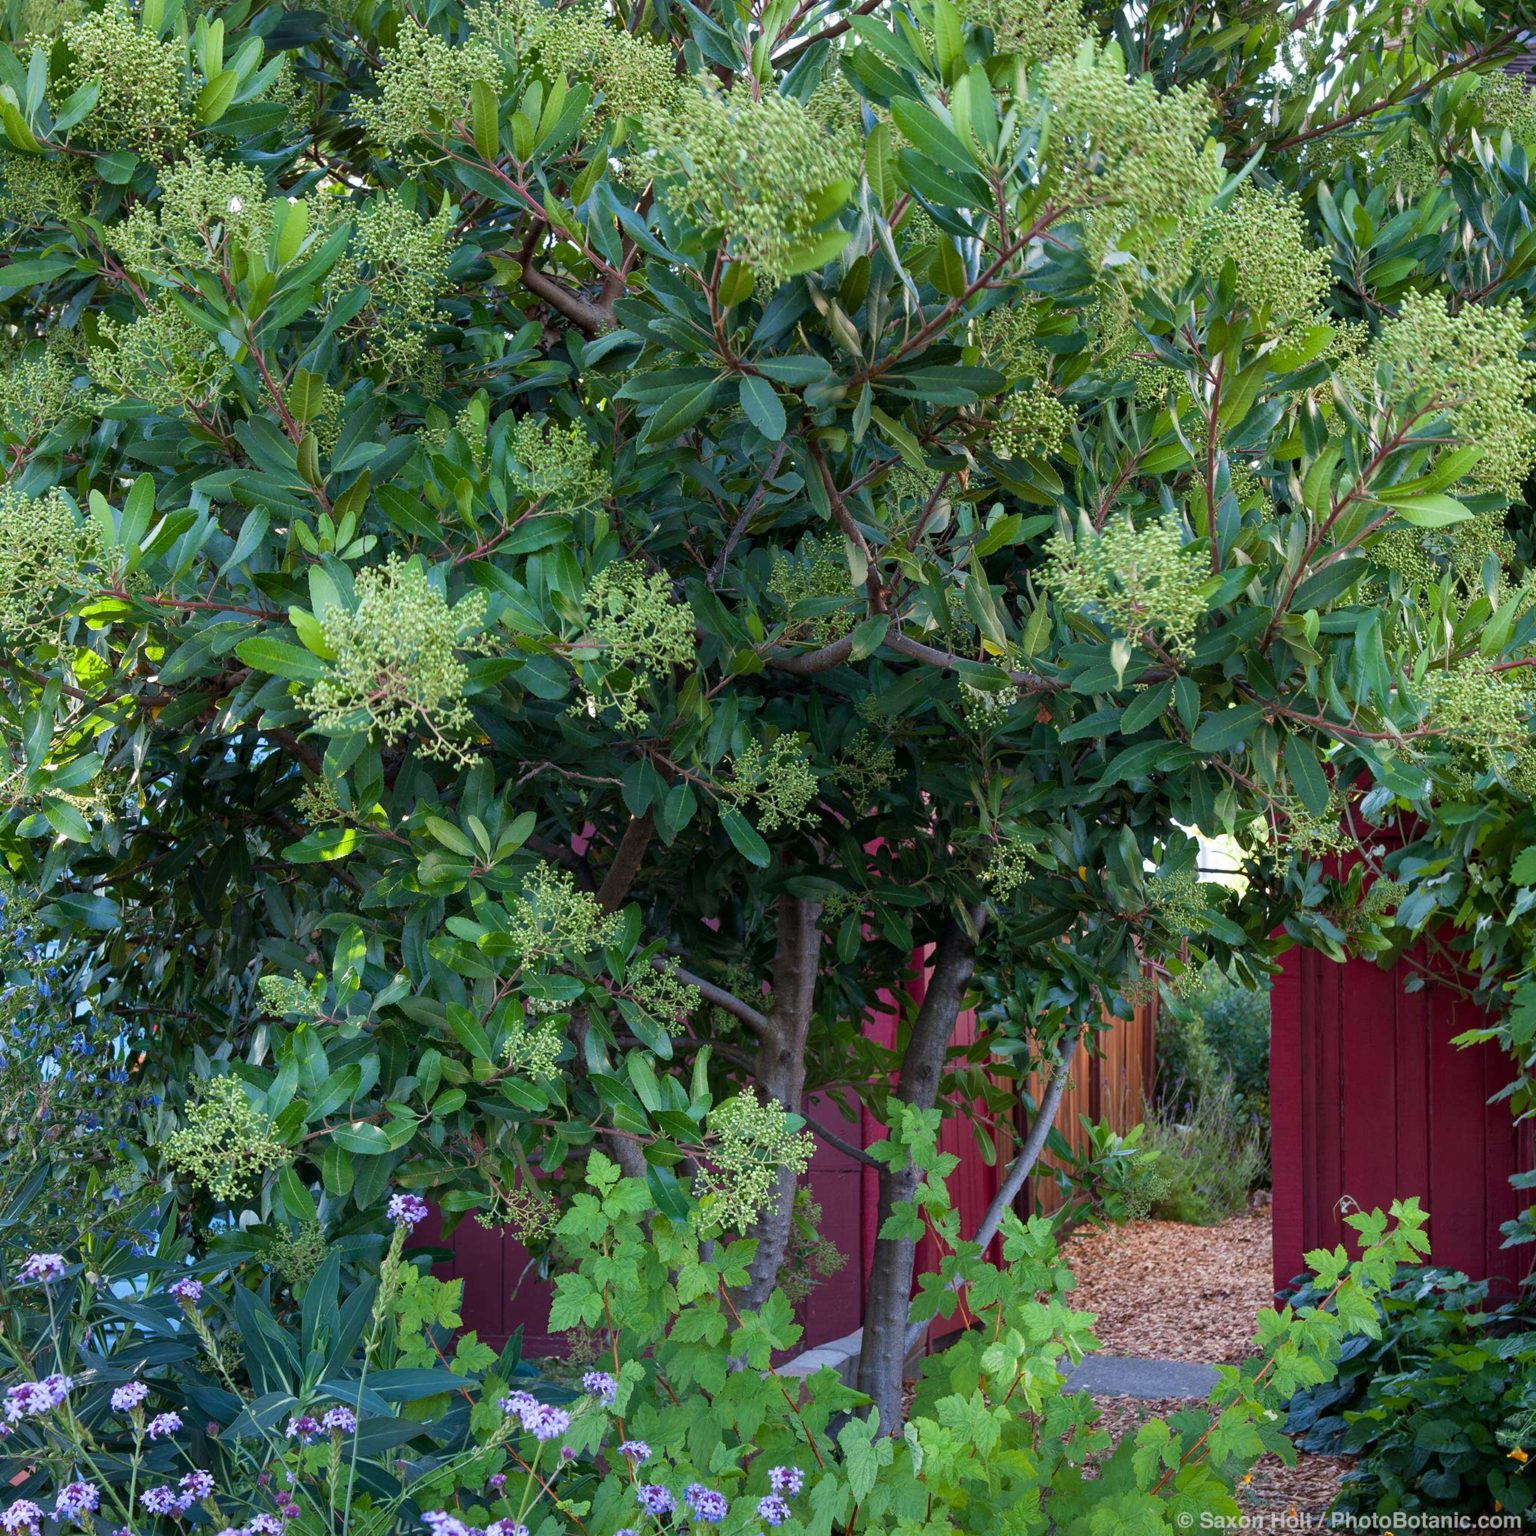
[1063,1204,1276,1364]
[1064,1200,1352,1517]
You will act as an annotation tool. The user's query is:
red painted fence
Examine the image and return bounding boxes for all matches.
[1270,945,1534,1295]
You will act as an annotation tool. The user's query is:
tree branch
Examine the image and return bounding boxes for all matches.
[596,811,654,913]
[658,957,769,1038]
[520,264,613,336]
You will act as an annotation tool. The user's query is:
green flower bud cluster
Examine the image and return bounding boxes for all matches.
[1145,866,1204,931]
[1039,44,1222,271]
[8,0,86,41]
[730,735,820,834]
[164,1075,290,1204]
[256,971,326,1021]
[266,1219,329,1288]
[307,558,493,765]
[807,71,865,143]
[344,193,458,381]
[476,1179,558,1242]
[964,0,1083,63]
[834,725,897,805]
[1372,508,1513,591]
[530,6,679,128]
[1268,792,1355,859]
[505,862,620,968]
[778,1189,848,1305]
[648,82,858,282]
[0,344,80,448]
[1371,295,1536,500]
[767,535,856,644]
[695,1093,814,1237]
[976,303,1048,383]
[89,299,234,415]
[622,960,700,1036]
[1192,187,1331,331]
[1419,659,1533,786]
[961,680,1022,731]
[993,383,1071,461]
[980,832,1044,900]
[507,417,610,509]
[0,486,99,642]
[57,5,190,155]
[1474,73,1536,149]
[111,151,273,277]
[0,151,90,229]
[358,16,501,151]
[575,561,694,728]
[295,778,352,825]
[1042,514,1207,654]
[504,1017,564,1080]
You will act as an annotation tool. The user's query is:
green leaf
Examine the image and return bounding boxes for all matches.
[196,69,239,125]
[1283,733,1330,816]
[1119,680,1173,735]
[1381,493,1473,528]
[849,613,890,660]
[639,377,721,445]
[1509,847,1536,886]
[1191,703,1266,753]
[97,150,138,185]
[330,1122,390,1154]
[776,226,852,277]
[738,374,786,441]
[471,78,500,163]
[720,807,771,867]
[234,637,328,681]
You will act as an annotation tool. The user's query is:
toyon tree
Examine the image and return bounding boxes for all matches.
[2,0,1535,1433]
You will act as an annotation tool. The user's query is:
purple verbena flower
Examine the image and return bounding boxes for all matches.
[168,1276,203,1304]
[285,1414,322,1443]
[685,1485,728,1524]
[249,1517,286,1536]
[140,1486,182,1517]
[757,1494,792,1527]
[768,1465,804,1496]
[581,1369,617,1405]
[0,1500,42,1536]
[39,1375,71,1409]
[484,1523,529,1536]
[525,1404,569,1442]
[498,1390,538,1419]
[179,1470,215,1502]
[111,1380,149,1412]
[147,1411,182,1439]
[321,1405,357,1434]
[419,1515,471,1536]
[487,1473,507,1492]
[618,1439,650,1464]
[387,1192,429,1229]
[16,1254,65,1285]
[3,1383,47,1423]
[52,1483,99,1523]
[214,1528,251,1536]
[635,1485,674,1517]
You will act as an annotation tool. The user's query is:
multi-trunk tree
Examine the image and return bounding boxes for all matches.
[3,0,1535,1431]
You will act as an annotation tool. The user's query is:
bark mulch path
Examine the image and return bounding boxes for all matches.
[1064,1202,1352,1517]
[1063,1205,1276,1364]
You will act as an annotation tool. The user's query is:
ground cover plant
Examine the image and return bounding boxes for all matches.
[3,0,1536,1526]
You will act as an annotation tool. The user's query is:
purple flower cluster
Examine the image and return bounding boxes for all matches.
[285,1415,322,1444]
[497,1390,568,1443]
[618,1439,650,1464]
[0,1499,42,1536]
[581,1369,616,1405]
[147,1410,183,1440]
[685,1484,728,1524]
[3,1374,71,1423]
[768,1465,804,1496]
[421,1516,525,1536]
[52,1483,98,1524]
[249,1516,287,1535]
[15,1254,65,1285]
[388,1192,430,1229]
[756,1494,792,1527]
[141,1471,215,1518]
[110,1380,149,1412]
[321,1405,357,1434]
[635,1485,674,1517]
[168,1277,203,1304]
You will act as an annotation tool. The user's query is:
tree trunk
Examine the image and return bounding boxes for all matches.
[737,893,823,1313]
[856,909,984,1432]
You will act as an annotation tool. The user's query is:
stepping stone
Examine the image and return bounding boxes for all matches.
[1062,1354,1219,1399]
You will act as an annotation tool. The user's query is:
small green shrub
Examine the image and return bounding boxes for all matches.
[1141,1078,1270,1226]
[1285,1265,1536,1518]
[1158,970,1272,1121]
